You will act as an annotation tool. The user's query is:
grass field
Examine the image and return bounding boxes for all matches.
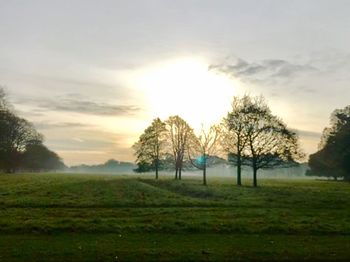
[0,173,349,261]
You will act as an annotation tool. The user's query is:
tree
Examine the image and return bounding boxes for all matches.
[165,116,195,180]
[133,160,153,173]
[0,87,8,110]
[0,87,64,173]
[221,95,302,187]
[307,149,342,180]
[188,125,222,185]
[240,96,302,187]
[221,95,252,186]
[133,118,166,179]
[21,140,65,172]
[0,110,42,172]
[308,106,350,181]
[1,88,40,172]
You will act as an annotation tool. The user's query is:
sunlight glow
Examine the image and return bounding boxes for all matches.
[132,58,239,131]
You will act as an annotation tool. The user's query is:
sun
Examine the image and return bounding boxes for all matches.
[131,57,239,131]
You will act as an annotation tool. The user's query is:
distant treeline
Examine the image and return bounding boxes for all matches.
[68,159,136,174]
[0,88,65,173]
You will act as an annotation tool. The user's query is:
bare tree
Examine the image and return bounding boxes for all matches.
[165,115,194,180]
[188,125,222,185]
[133,118,166,179]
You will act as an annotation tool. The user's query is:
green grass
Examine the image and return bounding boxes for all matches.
[0,173,349,261]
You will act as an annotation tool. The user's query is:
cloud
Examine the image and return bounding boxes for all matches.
[15,109,45,118]
[0,68,124,91]
[41,99,140,116]
[16,95,140,116]
[291,128,321,139]
[33,121,90,130]
[209,56,318,83]
[48,138,115,151]
[42,127,130,153]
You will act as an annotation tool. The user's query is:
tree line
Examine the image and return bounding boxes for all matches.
[2,85,348,182]
[133,95,304,187]
[307,106,350,181]
[0,88,65,173]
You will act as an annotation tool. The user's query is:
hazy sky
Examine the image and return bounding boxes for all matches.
[1,0,350,165]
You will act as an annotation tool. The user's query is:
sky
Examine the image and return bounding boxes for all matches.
[1,0,350,166]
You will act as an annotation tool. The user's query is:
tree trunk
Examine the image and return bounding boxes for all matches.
[237,155,242,186]
[334,176,337,181]
[175,168,178,180]
[179,167,182,180]
[155,159,159,180]
[253,166,258,187]
[203,165,207,186]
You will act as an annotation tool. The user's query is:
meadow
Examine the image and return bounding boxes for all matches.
[0,173,349,261]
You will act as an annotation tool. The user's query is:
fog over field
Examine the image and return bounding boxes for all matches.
[66,160,308,179]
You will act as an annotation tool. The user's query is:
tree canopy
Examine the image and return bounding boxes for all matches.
[221,95,303,187]
[221,95,252,185]
[165,115,195,180]
[307,106,350,181]
[133,95,303,187]
[21,141,65,172]
[133,118,167,178]
[0,87,65,173]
